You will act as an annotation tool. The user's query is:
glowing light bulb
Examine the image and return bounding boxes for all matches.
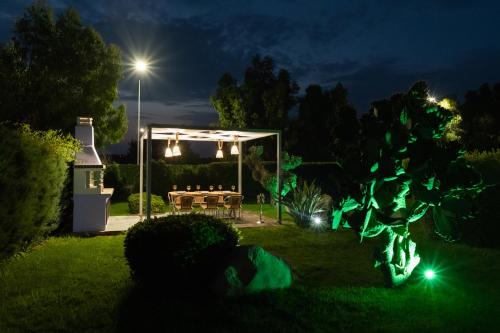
[134,60,148,73]
[424,269,435,280]
[231,143,239,155]
[216,140,224,158]
[173,143,181,156]
[165,147,173,158]
[427,96,437,103]
[312,216,322,225]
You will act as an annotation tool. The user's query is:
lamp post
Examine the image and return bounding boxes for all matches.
[134,60,149,165]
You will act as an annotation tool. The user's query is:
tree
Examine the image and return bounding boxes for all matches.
[332,82,484,287]
[211,55,299,129]
[287,83,359,161]
[0,2,127,148]
[459,83,500,151]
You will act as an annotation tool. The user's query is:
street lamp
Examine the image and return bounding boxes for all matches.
[134,59,149,164]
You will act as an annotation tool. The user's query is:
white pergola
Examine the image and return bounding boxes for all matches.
[139,124,283,223]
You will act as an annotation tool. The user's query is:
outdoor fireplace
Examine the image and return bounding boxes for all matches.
[73,117,113,232]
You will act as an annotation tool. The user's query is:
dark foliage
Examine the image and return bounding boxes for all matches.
[211,55,299,130]
[0,124,78,260]
[287,83,360,161]
[124,214,240,291]
[460,83,500,151]
[104,163,131,201]
[106,161,345,203]
[0,2,126,147]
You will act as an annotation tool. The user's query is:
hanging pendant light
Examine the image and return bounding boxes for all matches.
[231,135,239,155]
[216,140,224,159]
[173,133,181,156]
[165,138,173,158]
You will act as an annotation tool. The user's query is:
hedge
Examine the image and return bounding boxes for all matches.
[105,161,341,203]
[127,193,167,214]
[0,124,79,260]
[124,214,240,291]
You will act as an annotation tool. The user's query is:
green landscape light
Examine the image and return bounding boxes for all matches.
[424,269,436,280]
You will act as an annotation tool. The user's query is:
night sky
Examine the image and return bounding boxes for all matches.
[1,0,500,153]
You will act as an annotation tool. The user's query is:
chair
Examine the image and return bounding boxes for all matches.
[200,195,219,216]
[168,192,176,213]
[174,196,194,215]
[223,195,243,219]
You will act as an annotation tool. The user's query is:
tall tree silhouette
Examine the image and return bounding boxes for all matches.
[288,83,359,161]
[0,2,126,147]
[460,83,500,151]
[211,55,299,129]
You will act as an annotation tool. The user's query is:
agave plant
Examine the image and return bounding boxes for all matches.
[283,181,331,228]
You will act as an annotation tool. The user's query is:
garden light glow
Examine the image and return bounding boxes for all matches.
[427,96,437,103]
[424,269,436,280]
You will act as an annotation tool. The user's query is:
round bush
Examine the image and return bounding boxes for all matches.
[124,214,240,291]
[127,193,166,214]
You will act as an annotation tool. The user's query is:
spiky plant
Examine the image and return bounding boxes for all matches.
[283,181,331,228]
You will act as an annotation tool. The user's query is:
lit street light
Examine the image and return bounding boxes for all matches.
[134,59,149,165]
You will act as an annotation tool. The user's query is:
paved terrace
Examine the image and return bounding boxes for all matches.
[105,210,278,233]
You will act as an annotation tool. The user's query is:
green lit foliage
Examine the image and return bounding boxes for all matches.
[124,214,240,291]
[0,123,79,260]
[283,181,331,228]
[127,193,167,214]
[0,2,127,148]
[332,81,484,286]
[439,98,463,142]
[244,145,301,200]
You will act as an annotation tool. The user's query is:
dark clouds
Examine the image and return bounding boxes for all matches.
[1,0,500,153]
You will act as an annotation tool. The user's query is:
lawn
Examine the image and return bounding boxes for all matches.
[110,200,293,222]
[1,222,499,332]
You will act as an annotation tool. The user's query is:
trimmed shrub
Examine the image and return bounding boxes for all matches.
[127,193,167,214]
[124,214,240,291]
[0,124,79,260]
[283,181,331,229]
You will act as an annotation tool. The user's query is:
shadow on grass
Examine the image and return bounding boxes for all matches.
[114,284,372,333]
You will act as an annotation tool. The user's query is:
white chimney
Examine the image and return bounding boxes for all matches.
[73,116,113,233]
[74,117,102,166]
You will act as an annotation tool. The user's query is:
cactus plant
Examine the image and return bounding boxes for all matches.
[332,82,485,287]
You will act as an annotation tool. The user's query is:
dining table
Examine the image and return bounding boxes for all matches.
[167,190,241,205]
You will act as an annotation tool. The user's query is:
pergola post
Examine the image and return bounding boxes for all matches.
[139,132,144,220]
[238,141,243,194]
[146,126,152,219]
[277,131,282,224]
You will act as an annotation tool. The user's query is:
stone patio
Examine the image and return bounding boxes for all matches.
[104,210,279,233]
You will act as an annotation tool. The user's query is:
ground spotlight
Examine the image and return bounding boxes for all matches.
[424,269,436,280]
[312,216,322,225]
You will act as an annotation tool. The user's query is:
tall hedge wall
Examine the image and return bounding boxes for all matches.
[105,161,341,203]
[0,124,78,260]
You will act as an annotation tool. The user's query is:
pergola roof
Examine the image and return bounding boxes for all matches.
[144,124,279,142]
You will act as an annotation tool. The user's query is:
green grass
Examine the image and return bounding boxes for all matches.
[1,224,500,332]
[110,201,131,216]
[110,201,292,221]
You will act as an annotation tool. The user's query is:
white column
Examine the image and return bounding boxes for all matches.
[146,127,153,219]
[238,141,242,194]
[136,79,141,165]
[139,132,144,220]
